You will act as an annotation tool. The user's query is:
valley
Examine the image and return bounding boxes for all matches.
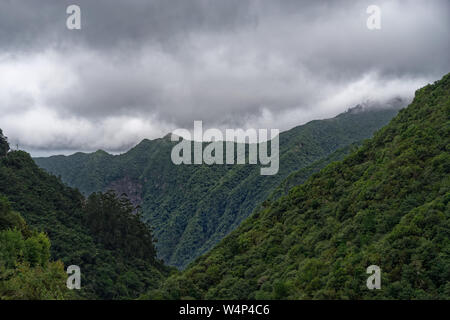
[35,103,402,269]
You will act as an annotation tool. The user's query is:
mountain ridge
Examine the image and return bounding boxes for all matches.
[35,103,403,268]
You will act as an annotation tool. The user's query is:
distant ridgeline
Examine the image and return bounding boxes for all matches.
[144,73,450,299]
[0,132,171,299]
[35,101,403,268]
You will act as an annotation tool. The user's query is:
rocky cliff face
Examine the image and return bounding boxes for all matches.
[106,176,143,209]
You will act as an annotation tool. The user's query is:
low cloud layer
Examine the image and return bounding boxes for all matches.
[0,0,449,156]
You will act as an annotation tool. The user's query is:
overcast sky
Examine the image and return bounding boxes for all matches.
[0,0,449,156]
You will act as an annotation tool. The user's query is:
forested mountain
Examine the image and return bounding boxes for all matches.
[1,133,67,299]
[0,135,171,299]
[35,103,402,268]
[145,73,450,299]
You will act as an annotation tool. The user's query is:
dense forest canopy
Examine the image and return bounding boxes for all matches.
[144,73,450,300]
[84,191,158,262]
[35,105,401,268]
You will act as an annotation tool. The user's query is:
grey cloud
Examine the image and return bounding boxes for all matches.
[0,0,256,52]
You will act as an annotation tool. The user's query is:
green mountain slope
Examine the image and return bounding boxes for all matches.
[0,144,171,299]
[35,105,402,268]
[147,73,450,299]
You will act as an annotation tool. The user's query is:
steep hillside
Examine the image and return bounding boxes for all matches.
[147,73,450,299]
[35,105,401,268]
[0,145,171,299]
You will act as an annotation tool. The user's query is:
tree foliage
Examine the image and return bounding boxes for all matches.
[84,191,157,261]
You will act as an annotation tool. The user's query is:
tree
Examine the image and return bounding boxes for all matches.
[84,191,158,261]
[0,129,10,157]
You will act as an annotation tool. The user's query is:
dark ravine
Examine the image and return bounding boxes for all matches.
[35,102,403,268]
